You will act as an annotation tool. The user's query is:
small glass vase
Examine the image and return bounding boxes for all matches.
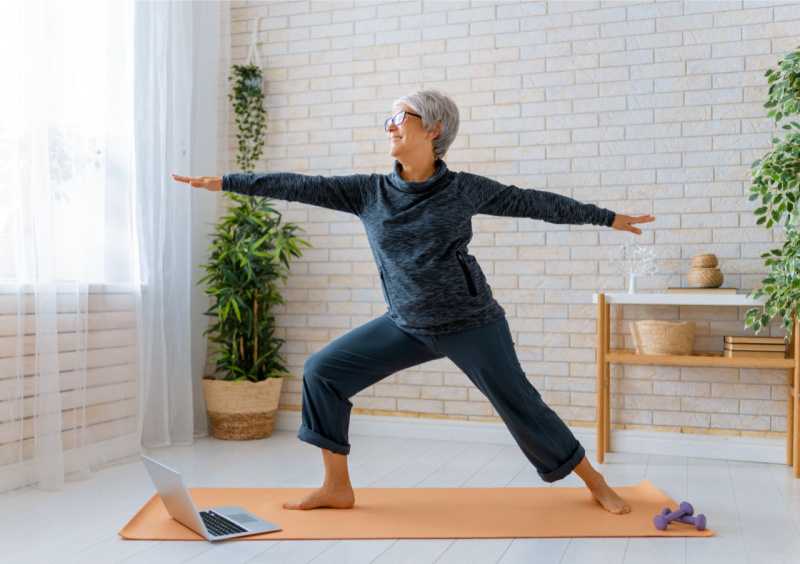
[628,275,636,294]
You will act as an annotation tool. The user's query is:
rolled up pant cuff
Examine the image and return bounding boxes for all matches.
[297,424,351,455]
[537,443,586,483]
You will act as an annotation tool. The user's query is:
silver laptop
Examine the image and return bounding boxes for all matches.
[140,454,281,541]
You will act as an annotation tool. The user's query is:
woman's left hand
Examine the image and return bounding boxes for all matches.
[611,213,655,235]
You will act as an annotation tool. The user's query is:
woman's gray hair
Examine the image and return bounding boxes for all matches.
[392,88,460,161]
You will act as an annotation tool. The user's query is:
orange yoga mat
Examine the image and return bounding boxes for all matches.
[118,479,713,540]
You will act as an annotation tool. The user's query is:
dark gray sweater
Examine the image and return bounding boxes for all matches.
[223,159,616,335]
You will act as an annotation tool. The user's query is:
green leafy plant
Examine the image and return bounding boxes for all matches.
[197,63,311,381]
[198,196,310,381]
[745,46,800,339]
[229,63,266,174]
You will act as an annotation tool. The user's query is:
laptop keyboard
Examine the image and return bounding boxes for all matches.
[200,510,248,537]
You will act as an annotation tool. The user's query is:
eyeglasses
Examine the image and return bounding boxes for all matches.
[384,110,422,131]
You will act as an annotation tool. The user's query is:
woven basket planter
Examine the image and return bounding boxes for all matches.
[201,378,284,440]
[691,254,718,268]
[630,320,696,356]
[687,267,724,288]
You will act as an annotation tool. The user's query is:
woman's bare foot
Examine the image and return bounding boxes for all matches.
[283,449,355,510]
[282,484,355,510]
[572,455,631,514]
[586,479,630,514]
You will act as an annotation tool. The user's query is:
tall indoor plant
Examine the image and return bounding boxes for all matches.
[199,62,310,440]
[745,46,800,341]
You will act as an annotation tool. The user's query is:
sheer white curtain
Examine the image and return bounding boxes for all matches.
[0,0,221,493]
[133,0,221,448]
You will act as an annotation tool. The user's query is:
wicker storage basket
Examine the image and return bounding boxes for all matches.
[201,378,284,440]
[629,320,696,356]
[691,254,718,268]
[687,267,723,288]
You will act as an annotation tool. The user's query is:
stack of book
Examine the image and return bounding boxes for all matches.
[667,287,738,295]
[723,335,787,358]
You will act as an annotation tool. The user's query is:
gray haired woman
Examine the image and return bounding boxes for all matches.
[174,88,654,515]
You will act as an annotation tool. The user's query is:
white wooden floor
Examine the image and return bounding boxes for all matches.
[1,431,800,564]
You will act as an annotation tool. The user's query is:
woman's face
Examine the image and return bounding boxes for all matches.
[386,104,439,162]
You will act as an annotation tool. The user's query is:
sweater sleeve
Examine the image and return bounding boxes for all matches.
[457,172,616,227]
[222,172,373,217]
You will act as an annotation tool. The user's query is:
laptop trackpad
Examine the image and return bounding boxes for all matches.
[228,513,257,523]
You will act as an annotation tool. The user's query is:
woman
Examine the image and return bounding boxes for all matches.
[173,88,655,515]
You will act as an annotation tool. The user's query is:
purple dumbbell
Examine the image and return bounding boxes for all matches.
[653,502,694,531]
[674,513,707,531]
[658,506,707,531]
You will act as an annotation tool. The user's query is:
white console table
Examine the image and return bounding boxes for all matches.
[592,292,800,478]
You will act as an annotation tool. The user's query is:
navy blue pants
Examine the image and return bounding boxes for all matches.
[297,313,586,483]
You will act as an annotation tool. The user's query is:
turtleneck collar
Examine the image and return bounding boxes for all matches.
[388,158,449,193]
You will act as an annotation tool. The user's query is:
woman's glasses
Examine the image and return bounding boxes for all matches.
[384,110,422,131]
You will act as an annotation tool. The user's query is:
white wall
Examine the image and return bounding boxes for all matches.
[224,0,799,440]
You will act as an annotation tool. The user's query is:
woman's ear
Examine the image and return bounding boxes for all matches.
[429,122,442,140]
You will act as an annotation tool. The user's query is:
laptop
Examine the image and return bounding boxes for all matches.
[140,454,281,541]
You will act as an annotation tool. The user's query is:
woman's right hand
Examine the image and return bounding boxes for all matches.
[171,173,222,192]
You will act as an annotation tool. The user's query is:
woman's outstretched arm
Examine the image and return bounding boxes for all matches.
[455,172,654,234]
[171,172,374,217]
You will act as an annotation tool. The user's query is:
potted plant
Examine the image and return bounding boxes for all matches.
[198,62,310,440]
[745,46,800,341]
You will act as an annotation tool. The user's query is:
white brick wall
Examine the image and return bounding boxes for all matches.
[223,0,799,439]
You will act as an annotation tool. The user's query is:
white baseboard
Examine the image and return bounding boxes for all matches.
[274,410,786,465]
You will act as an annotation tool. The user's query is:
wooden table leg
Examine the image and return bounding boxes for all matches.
[794,315,799,477]
[789,316,795,467]
[597,293,605,463]
[604,302,611,452]
[788,367,794,467]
